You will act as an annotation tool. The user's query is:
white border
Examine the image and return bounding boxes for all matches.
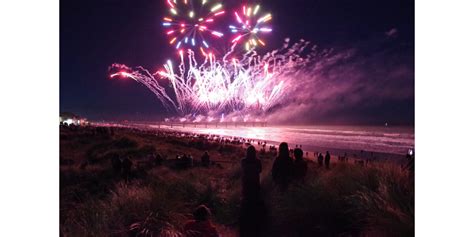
[416,0,474,236]
[0,1,59,236]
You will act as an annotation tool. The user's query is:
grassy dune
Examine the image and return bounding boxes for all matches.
[60,125,413,237]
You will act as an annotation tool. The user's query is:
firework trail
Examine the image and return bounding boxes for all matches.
[110,39,317,118]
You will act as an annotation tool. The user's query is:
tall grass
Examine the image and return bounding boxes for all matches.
[60,165,241,236]
[61,127,413,236]
[264,163,414,237]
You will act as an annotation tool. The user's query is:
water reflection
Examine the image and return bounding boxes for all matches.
[161,125,414,155]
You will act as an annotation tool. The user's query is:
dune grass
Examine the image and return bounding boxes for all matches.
[263,163,414,237]
[60,126,413,237]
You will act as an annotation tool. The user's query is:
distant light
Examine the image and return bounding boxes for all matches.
[64,119,74,125]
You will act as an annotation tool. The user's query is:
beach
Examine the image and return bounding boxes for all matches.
[60,123,414,236]
[97,121,413,161]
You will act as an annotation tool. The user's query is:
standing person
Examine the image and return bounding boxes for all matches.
[317,153,324,167]
[154,153,163,166]
[241,146,262,201]
[184,205,219,237]
[188,154,194,167]
[240,147,266,237]
[201,151,210,167]
[293,148,308,182]
[404,150,415,178]
[324,151,331,169]
[272,142,293,191]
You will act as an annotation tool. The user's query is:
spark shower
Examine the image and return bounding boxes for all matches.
[109,1,320,121]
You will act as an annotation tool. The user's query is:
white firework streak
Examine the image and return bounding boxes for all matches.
[110,39,316,116]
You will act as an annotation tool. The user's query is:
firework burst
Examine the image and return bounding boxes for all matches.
[162,0,225,55]
[229,4,272,51]
[110,3,317,120]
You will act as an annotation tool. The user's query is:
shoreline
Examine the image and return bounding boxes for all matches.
[91,122,408,163]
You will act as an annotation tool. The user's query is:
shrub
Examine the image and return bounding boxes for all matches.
[114,137,138,149]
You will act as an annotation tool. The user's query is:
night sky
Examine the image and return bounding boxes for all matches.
[60,0,414,125]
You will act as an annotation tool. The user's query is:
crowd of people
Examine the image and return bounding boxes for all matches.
[184,141,419,237]
[184,142,335,236]
[62,124,414,236]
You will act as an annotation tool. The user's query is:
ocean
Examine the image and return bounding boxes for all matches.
[143,124,414,156]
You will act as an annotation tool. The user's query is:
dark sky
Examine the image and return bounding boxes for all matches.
[60,0,414,124]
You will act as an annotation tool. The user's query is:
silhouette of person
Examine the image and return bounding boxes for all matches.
[240,145,267,237]
[324,151,331,169]
[201,151,210,167]
[184,205,219,237]
[293,148,308,182]
[241,146,262,201]
[404,151,415,177]
[240,197,266,237]
[180,154,193,168]
[187,154,194,167]
[317,153,324,167]
[272,142,293,191]
[154,153,163,166]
